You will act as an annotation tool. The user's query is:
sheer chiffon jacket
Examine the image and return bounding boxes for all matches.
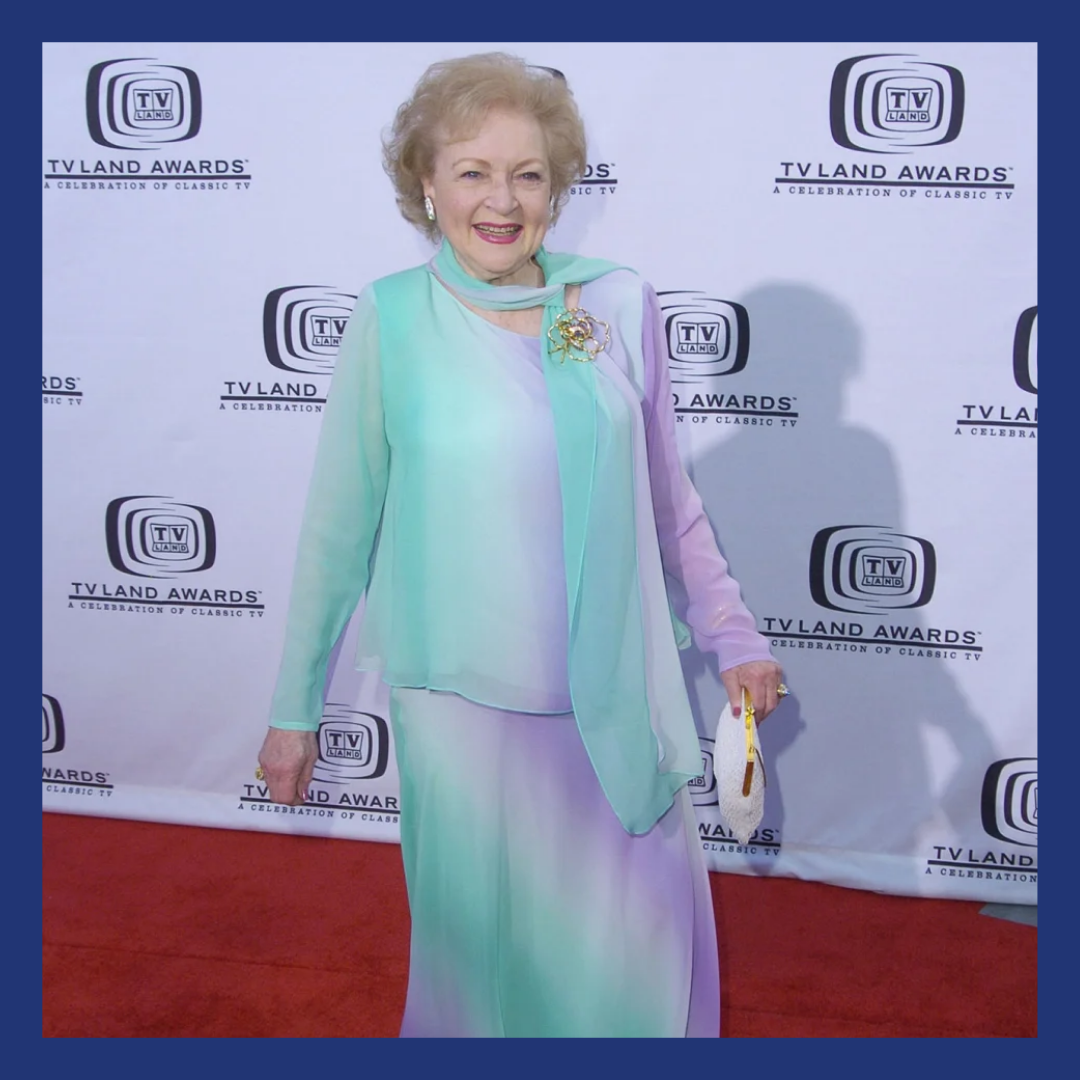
[268,263,773,822]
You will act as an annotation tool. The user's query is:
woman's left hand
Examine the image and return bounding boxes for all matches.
[720,661,786,723]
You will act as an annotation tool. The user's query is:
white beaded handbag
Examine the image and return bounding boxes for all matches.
[716,688,767,846]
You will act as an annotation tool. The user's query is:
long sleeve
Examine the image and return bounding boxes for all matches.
[268,286,390,730]
[641,283,774,673]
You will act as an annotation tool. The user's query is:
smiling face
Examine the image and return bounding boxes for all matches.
[423,109,552,287]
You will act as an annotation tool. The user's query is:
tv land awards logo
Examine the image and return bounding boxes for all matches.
[41,695,115,801]
[43,58,253,193]
[923,757,1037,886]
[954,307,1037,439]
[774,54,1016,202]
[569,162,618,196]
[763,525,983,663]
[660,292,798,430]
[42,376,84,408]
[239,704,400,825]
[67,496,265,618]
[219,286,356,413]
[689,737,781,858]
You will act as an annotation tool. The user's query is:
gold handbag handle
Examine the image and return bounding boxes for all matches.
[742,689,755,797]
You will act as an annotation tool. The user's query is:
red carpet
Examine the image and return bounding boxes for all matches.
[42,813,1036,1038]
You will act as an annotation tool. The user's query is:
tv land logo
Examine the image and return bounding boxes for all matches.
[87,59,202,150]
[660,293,749,380]
[313,705,390,784]
[830,54,964,153]
[43,695,65,753]
[1013,306,1037,394]
[106,496,216,578]
[810,526,936,613]
[982,758,1037,847]
[263,287,357,375]
[688,739,718,807]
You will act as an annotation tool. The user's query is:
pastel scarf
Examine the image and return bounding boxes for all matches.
[430,240,693,834]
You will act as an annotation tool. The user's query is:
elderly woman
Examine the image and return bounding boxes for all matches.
[258,52,784,1038]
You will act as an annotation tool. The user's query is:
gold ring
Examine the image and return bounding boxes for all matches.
[255,766,265,781]
[777,684,790,697]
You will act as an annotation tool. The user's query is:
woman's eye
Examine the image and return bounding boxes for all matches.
[519,172,543,182]
[461,170,482,179]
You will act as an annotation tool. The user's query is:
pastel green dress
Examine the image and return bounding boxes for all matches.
[269,242,774,1036]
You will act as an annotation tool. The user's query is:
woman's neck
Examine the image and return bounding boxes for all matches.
[481,257,545,289]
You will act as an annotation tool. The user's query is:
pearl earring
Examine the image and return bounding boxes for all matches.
[424,196,436,222]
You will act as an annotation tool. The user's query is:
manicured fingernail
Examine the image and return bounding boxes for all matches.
[732,706,741,717]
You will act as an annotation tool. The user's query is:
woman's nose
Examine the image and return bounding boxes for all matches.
[485,177,517,213]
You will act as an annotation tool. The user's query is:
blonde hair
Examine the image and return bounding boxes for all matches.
[382,52,587,241]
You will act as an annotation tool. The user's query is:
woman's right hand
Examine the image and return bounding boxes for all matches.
[257,727,319,806]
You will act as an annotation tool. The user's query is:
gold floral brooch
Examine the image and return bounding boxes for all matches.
[547,307,611,364]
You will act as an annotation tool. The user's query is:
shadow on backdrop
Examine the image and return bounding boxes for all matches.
[677,282,995,889]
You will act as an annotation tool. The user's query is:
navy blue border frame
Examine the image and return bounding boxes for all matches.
[32,8,1052,1061]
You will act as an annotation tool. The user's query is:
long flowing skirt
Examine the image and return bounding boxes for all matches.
[389,686,720,1037]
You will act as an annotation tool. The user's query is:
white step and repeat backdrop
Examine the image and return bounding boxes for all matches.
[43,42,1037,902]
